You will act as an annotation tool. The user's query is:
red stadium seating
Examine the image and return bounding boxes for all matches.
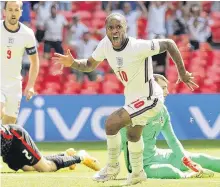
[59,10,73,22]
[104,73,119,82]
[41,88,60,95]
[93,10,107,20]
[91,19,105,29]
[45,82,61,92]
[63,81,82,94]
[82,81,101,93]
[212,28,220,43]
[75,11,92,20]
[211,12,220,20]
[80,87,98,94]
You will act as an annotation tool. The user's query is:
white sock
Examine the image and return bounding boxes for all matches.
[106,132,121,166]
[128,137,144,174]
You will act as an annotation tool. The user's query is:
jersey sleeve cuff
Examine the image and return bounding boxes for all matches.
[152,39,160,54]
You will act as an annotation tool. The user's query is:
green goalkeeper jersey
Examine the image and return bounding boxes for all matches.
[120,105,186,166]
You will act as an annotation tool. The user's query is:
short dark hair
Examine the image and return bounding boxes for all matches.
[4,1,23,9]
[105,13,127,26]
[51,4,57,10]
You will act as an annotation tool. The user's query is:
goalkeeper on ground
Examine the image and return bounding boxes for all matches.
[120,74,220,179]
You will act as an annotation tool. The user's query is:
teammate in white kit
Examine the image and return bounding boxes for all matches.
[1,1,39,124]
[53,13,199,185]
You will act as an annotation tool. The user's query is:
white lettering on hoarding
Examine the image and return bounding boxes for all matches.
[91,107,120,140]
[17,97,117,141]
[189,106,220,139]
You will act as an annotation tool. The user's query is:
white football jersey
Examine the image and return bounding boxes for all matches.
[92,36,163,103]
[0,20,37,87]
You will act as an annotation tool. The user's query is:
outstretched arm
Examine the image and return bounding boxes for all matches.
[137,1,148,17]
[52,50,101,73]
[157,39,199,90]
[158,39,186,77]
[161,113,186,159]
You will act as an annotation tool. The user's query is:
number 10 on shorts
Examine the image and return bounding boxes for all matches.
[131,99,145,109]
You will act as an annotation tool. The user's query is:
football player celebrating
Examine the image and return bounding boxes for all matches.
[1,1,39,124]
[53,13,198,185]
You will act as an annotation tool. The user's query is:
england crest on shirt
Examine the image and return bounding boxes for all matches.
[116,57,123,67]
[8,37,14,44]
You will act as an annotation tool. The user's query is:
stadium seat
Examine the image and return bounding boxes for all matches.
[180,51,191,61]
[190,58,207,68]
[35,75,44,84]
[91,19,105,29]
[166,67,178,83]
[66,74,77,81]
[38,43,44,54]
[199,42,212,51]
[213,50,220,59]
[45,82,61,92]
[30,10,36,19]
[212,28,220,43]
[63,81,82,93]
[62,87,80,94]
[82,81,101,92]
[77,2,98,12]
[211,12,220,20]
[80,87,98,94]
[179,87,194,94]
[44,75,62,83]
[93,10,107,20]
[102,80,121,94]
[97,61,112,73]
[41,88,59,94]
[200,80,218,93]
[71,2,79,13]
[104,73,118,82]
[102,87,118,94]
[59,10,73,22]
[34,83,42,93]
[75,11,92,21]
[167,83,177,94]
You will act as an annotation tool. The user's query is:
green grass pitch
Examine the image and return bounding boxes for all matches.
[1,140,220,187]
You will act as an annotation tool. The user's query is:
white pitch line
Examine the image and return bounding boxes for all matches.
[1,174,220,183]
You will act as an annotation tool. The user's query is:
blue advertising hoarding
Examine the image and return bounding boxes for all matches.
[17,94,220,142]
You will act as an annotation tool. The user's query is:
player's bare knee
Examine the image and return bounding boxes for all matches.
[105,117,119,135]
[127,130,141,142]
[126,125,143,142]
[105,108,131,135]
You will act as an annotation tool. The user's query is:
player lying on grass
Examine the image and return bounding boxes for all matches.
[0,124,100,172]
[120,74,220,179]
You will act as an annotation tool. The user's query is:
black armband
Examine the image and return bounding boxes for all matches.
[25,46,37,55]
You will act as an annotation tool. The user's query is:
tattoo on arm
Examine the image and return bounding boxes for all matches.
[158,39,186,76]
[70,59,93,72]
